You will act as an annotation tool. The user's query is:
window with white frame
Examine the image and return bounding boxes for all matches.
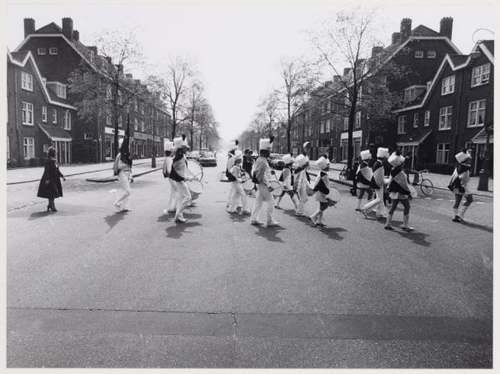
[343,117,349,131]
[55,83,67,99]
[42,106,47,122]
[106,85,112,100]
[467,99,486,128]
[424,110,430,127]
[89,50,95,63]
[52,108,57,124]
[427,50,436,59]
[415,50,424,59]
[21,72,33,91]
[64,110,71,130]
[134,118,139,131]
[471,63,490,87]
[49,47,58,55]
[441,75,455,95]
[23,137,35,160]
[141,119,145,132]
[413,113,419,128]
[106,113,111,126]
[320,120,325,134]
[397,115,406,134]
[439,106,452,130]
[355,111,361,129]
[37,48,46,55]
[22,102,34,125]
[436,143,450,164]
[118,114,123,128]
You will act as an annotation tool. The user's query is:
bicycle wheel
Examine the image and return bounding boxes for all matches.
[187,159,204,181]
[420,178,434,196]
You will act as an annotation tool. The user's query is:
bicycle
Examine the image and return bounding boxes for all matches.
[413,169,434,196]
[339,165,348,181]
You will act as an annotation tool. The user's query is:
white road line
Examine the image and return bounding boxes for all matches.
[436,198,443,201]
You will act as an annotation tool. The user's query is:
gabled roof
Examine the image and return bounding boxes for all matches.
[411,25,440,37]
[35,22,62,34]
[448,55,469,66]
[483,40,494,55]
[45,83,72,105]
[9,50,29,62]
[472,40,494,64]
[7,50,77,110]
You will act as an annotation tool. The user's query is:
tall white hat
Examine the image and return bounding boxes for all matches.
[455,151,471,163]
[173,137,184,150]
[282,154,294,165]
[315,156,329,170]
[234,150,243,160]
[294,154,307,167]
[388,152,405,167]
[377,147,389,158]
[360,150,372,161]
[259,138,272,151]
[165,140,174,151]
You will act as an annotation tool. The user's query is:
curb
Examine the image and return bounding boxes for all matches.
[7,161,149,185]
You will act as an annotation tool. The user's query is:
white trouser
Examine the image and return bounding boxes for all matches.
[296,181,308,214]
[229,182,247,211]
[227,180,234,206]
[115,170,131,209]
[175,181,192,219]
[362,189,386,216]
[168,179,178,211]
[251,184,274,223]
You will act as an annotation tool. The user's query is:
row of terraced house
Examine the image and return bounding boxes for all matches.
[276,17,494,176]
[7,17,171,167]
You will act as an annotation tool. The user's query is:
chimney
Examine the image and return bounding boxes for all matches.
[72,30,79,41]
[126,73,133,79]
[333,75,341,83]
[24,18,35,38]
[62,17,73,40]
[371,46,384,57]
[343,67,351,76]
[400,18,412,42]
[440,17,453,40]
[391,32,401,45]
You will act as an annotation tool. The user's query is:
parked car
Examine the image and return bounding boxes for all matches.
[198,150,217,167]
[187,150,200,160]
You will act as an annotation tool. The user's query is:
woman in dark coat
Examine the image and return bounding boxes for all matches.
[37,147,66,212]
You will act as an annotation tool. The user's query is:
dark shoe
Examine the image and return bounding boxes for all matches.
[452,216,462,223]
[384,226,394,230]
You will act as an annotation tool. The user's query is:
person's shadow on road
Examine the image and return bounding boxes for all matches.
[318,226,347,240]
[104,211,128,233]
[28,211,52,220]
[255,225,286,243]
[166,221,201,239]
[228,212,248,223]
[395,230,431,247]
[461,221,493,233]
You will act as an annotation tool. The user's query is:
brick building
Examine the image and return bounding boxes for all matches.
[10,17,170,164]
[393,40,494,175]
[7,51,77,166]
[291,17,462,162]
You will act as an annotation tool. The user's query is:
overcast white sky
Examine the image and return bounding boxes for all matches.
[6,1,496,143]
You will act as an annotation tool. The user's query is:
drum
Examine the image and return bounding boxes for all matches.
[268,180,283,197]
[187,179,203,201]
[408,185,418,198]
[187,159,204,181]
[241,172,255,193]
[326,185,341,206]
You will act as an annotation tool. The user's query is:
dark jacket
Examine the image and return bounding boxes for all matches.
[37,158,64,199]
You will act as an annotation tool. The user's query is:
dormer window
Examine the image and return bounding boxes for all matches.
[89,50,95,63]
[427,50,436,59]
[414,50,424,59]
[37,48,46,55]
[21,72,33,91]
[55,83,67,99]
[49,47,58,55]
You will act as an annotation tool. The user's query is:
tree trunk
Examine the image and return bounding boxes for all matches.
[113,76,120,158]
[287,99,292,153]
[347,97,357,173]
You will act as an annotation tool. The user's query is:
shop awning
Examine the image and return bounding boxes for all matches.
[471,127,493,144]
[396,130,431,147]
[38,123,72,141]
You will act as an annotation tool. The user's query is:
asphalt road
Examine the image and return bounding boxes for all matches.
[7,156,493,368]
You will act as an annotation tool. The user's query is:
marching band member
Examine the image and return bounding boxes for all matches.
[294,154,310,216]
[242,148,254,176]
[449,150,473,222]
[162,140,177,213]
[250,136,279,228]
[226,139,239,208]
[275,154,298,210]
[169,136,193,223]
[361,147,389,219]
[228,150,250,215]
[309,155,331,227]
[355,150,373,212]
[385,151,413,231]
[113,123,133,212]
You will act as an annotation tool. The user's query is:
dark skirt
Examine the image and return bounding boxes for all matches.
[37,160,63,199]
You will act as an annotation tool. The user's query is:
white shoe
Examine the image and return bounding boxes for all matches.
[309,216,318,226]
[175,217,187,223]
[266,220,280,227]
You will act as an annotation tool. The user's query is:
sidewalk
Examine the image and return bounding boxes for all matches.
[7,158,157,184]
[326,162,493,198]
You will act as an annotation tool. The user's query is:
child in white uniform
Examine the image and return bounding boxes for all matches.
[275,154,298,210]
[355,150,373,212]
[361,147,389,218]
[449,150,473,222]
[385,151,413,231]
[228,150,250,214]
[162,141,177,214]
[309,156,331,227]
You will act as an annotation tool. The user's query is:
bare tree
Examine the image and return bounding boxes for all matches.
[258,91,283,134]
[69,30,144,159]
[185,81,204,149]
[278,57,319,153]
